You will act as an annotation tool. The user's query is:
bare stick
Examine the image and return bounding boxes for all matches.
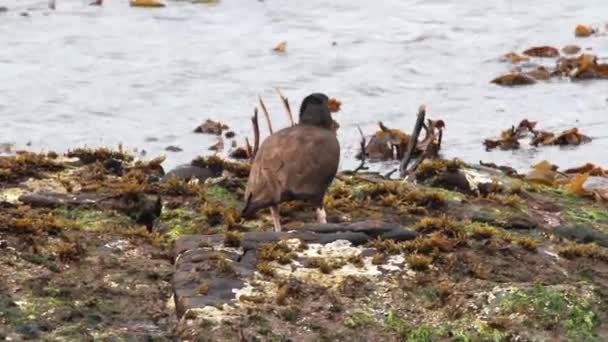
[399,105,426,178]
[353,125,368,173]
[245,137,252,159]
[276,88,295,127]
[251,108,260,162]
[258,96,273,134]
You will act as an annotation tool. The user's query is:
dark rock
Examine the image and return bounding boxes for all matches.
[471,209,500,225]
[173,234,225,258]
[242,231,319,251]
[0,6,8,12]
[193,119,228,135]
[317,232,370,246]
[502,214,538,230]
[173,249,245,317]
[380,229,419,241]
[19,192,104,208]
[554,225,608,247]
[224,131,236,139]
[162,165,216,183]
[103,157,123,176]
[165,145,183,152]
[16,323,41,339]
[431,169,474,195]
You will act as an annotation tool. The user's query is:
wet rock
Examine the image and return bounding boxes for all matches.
[303,221,398,237]
[472,209,500,225]
[165,145,183,152]
[379,229,419,241]
[431,169,474,195]
[19,192,105,208]
[491,73,536,86]
[562,45,581,55]
[193,119,228,135]
[208,139,224,152]
[241,231,319,251]
[525,66,552,80]
[162,165,216,183]
[229,147,249,160]
[502,214,539,230]
[317,232,370,246]
[103,157,124,175]
[173,249,246,317]
[523,46,560,58]
[554,225,608,247]
[173,234,225,257]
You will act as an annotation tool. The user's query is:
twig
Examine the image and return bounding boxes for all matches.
[399,105,426,178]
[384,169,398,178]
[353,125,368,173]
[276,88,294,127]
[250,108,260,162]
[258,96,273,134]
[245,137,252,160]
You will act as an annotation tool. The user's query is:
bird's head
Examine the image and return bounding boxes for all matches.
[298,93,333,130]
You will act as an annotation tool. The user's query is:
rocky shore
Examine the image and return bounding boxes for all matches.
[1,148,607,341]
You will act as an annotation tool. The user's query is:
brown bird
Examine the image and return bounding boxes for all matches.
[242,93,340,232]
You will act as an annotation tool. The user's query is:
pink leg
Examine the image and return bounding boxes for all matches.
[316,207,327,224]
[270,205,281,232]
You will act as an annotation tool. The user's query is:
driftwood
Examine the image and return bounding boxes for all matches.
[245,137,253,159]
[399,105,426,177]
[276,88,295,127]
[353,126,368,173]
[258,96,273,134]
[250,108,260,162]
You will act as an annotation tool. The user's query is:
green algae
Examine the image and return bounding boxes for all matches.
[343,309,374,329]
[497,285,599,340]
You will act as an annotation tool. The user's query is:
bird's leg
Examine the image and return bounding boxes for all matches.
[316,207,327,224]
[270,205,281,232]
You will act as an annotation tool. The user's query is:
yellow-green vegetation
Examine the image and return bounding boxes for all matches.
[158,177,200,196]
[406,254,432,271]
[498,285,599,340]
[191,155,250,177]
[414,159,463,182]
[347,254,364,268]
[343,309,374,329]
[566,208,608,228]
[369,237,402,255]
[488,193,524,208]
[160,207,205,241]
[256,262,275,277]
[66,147,134,164]
[209,253,236,276]
[197,281,210,295]
[223,231,243,248]
[469,223,498,239]
[0,151,64,182]
[516,237,539,252]
[371,253,387,265]
[257,241,296,265]
[303,257,345,274]
[415,216,466,239]
[402,233,452,254]
[557,242,604,259]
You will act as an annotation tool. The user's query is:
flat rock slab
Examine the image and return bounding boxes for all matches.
[19,192,106,208]
[172,221,418,318]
